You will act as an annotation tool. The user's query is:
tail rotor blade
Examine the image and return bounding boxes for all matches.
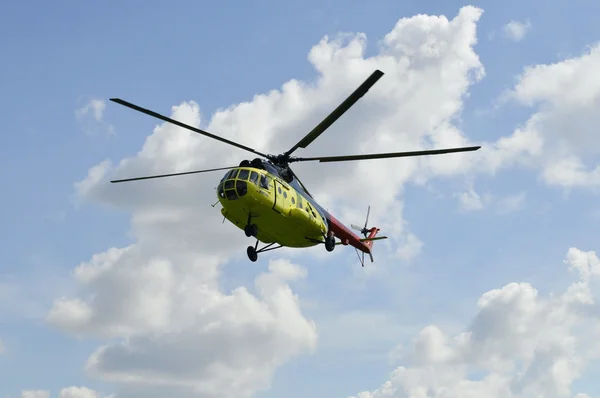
[364,205,370,229]
[351,224,363,231]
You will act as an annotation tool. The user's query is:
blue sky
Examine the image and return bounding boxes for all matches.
[2,1,600,397]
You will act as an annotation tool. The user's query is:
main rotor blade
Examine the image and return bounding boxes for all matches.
[284,70,384,157]
[293,146,481,163]
[110,165,238,183]
[110,98,269,158]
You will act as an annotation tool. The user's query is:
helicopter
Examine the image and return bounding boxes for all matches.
[109,69,481,265]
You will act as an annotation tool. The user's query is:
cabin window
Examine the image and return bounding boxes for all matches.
[260,175,271,189]
[291,197,295,204]
[283,191,287,199]
[278,187,282,194]
[249,171,259,185]
[296,194,303,209]
[238,169,249,181]
[236,180,248,197]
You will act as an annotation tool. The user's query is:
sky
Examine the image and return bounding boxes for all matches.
[2,0,600,397]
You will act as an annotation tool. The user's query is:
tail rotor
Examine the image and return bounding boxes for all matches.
[351,205,384,266]
[351,205,371,238]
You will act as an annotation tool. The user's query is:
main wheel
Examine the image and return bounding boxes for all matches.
[247,246,258,262]
[325,236,335,252]
[244,224,258,237]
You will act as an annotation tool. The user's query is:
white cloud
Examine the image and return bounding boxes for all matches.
[482,43,600,190]
[503,19,532,42]
[21,391,49,398]
[39,5,600,397]
[20,387,110,398]
[396,233,423,260]
[351,247,600,398]
[49,255,316,397]
[59,386,101,398]
[454,186,525,214]
[76,99,106,122]
[75,99,115,136]
[47,6,543,397]
[455,187,490,212]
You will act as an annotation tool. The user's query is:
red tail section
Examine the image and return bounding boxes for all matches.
[330,206,388,266]
[363,227,380,251]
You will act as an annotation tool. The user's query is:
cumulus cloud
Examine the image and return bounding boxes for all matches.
[454,184,525,214]
[75,99,115,136]
[483,43,600,190]
[351,247,600,398]
[58,386,105,398]
[49,255,316,397]
[455,186,490,211]
[49,5,580,397]
[76,99,105,122]
[21,391,49,398]
[503,19,532,41]
[40,3,600,396]
[21,387,111,398]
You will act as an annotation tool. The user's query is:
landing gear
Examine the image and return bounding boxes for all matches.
[246,240,283,262]
[247,246,258,262]
[244,214,258,237]
[305,232,337,252]
[244,223,258,237]
[325,235,335,252]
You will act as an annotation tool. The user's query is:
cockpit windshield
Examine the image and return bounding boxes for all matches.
[218,168,266,200]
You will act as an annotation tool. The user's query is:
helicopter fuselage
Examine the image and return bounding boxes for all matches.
[217,166,329,247]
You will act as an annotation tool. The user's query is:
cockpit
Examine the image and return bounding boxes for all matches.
[218,168,272,200]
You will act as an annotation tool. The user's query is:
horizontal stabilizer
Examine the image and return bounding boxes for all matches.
[360,236,388,242]
[335,236,388,245]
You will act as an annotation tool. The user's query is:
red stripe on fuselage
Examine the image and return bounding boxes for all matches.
[327,214,371,254]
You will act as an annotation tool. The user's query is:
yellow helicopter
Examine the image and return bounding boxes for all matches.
[109,70,480,265]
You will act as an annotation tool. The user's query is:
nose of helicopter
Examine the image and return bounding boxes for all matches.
[217,178,250,202]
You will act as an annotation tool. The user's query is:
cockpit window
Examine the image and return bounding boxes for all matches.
[249,171,259,185]
[218,182,225,198]
[238,169,249,181]
[236,180,248,196]
[224,180,234,190]
[225,189,237,200]
[228,169,239,179]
